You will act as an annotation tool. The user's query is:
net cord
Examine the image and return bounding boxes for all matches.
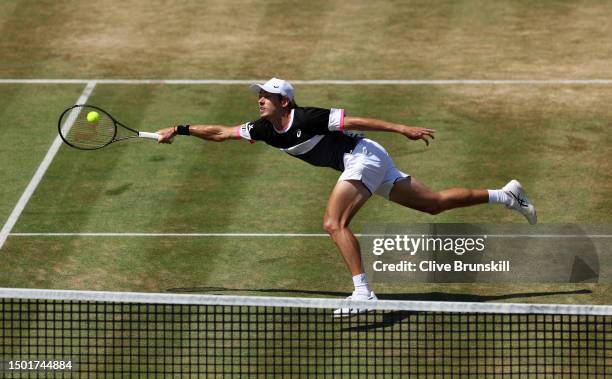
[1,287,611,315]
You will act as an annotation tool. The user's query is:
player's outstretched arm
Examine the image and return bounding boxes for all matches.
[156,125,240,144]
[344,117,436,145]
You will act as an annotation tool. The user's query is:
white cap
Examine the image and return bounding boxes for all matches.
[249,77,294,100]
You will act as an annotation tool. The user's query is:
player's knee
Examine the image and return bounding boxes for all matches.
[422,195,445,215]
[323,218,343,235]
[425,206,443,215]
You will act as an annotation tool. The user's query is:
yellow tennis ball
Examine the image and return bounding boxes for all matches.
[87,111,100,123]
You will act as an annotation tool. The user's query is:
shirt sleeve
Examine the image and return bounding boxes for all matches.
[237,119,268,142]
[301,107,347,135]
[328,108,346,132]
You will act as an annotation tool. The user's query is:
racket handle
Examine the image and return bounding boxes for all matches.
[138,131,160,141]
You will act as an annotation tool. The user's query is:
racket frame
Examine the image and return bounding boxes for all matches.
[58,104,158,150]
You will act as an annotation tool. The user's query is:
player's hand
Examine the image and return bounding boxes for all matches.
[156,127,177,144]
[401,126,436,146]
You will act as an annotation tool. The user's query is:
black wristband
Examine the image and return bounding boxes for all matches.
[176,124,190,136]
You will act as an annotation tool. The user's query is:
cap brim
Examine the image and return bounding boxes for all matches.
[249,83,284,95]
[249,83,293,100]
[249,83,264,93]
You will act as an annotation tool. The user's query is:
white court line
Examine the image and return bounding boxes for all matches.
[9,233,330,237]
[1,79,612,85]
[8,232,612,238]
[0,82,97,250]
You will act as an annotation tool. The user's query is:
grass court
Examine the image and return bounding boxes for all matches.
[1,0,612,304]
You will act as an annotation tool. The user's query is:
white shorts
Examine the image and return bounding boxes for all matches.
[338,138,409,199]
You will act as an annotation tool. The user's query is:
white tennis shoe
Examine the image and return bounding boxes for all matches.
[503,180,537,225]
[332,291,378,318]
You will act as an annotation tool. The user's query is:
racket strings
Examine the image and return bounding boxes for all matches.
[62,110,115,149]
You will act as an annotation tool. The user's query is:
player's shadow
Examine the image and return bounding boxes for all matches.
[345,288,592,332]
[166,286,591,303]
[166,286,592,332]
[167,286,348,297]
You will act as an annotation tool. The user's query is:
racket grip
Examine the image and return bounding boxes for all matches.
[138,131,160,141]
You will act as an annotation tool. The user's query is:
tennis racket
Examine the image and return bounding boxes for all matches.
[58,104,161,150]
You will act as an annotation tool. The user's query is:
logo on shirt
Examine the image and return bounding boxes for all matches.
[297,129,301,138]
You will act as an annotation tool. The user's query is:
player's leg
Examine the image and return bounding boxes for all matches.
[323,179,378,317]
[323,179,370,277]
[388,177,488,215]
[387,177,537,224]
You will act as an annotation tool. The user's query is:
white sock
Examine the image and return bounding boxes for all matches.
[352,273,372,295]
[488,189,512,206]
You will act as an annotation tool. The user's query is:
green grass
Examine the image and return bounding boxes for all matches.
[1,1,612,79]
[0,85,86,222]
[0,1,611,303]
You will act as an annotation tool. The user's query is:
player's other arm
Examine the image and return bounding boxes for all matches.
[156,125,240,143]
[343,117,436,145]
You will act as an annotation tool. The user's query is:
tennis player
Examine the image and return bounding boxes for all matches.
[156,78,536,317]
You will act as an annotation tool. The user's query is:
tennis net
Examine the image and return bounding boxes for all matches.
[1,288,611,377]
